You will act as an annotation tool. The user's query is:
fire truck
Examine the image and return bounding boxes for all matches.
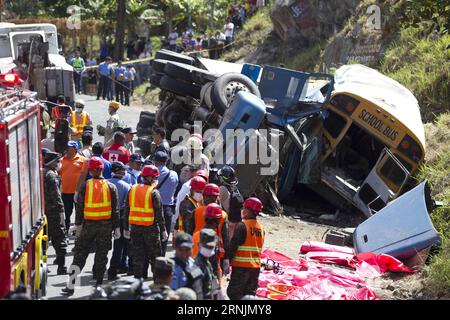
[0,89,48,299]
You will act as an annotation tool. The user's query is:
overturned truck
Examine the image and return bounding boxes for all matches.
[141,49,426,219]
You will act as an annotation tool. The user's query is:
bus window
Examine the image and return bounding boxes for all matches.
[379,156,408,192]
[324,109,347,138]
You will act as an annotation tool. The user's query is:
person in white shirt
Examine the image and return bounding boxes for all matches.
[224,17,235,47]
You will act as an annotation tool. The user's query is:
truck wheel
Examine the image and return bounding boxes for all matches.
[150,74,162,87]
[155,50,195,66]
[159,76,201,99]
[278,144,302,201]
[200,82,214,109]
[210,73,260,115]
[152,59,169,74]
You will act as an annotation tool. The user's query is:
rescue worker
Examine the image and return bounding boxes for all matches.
[51,95,69,122]
[123,165,168,279]
[71,51,85,94]
[148,257,177,300]
[43,151,68,275]
[195,228,220,300]
[186,135,210,175]
[177,176,207,235]
[59,141,88,232]
[170,233,204,299]
[97,101,124,148]
[70,99,92,141]
[218,165,244,239]
[226,197,265,300]
[103,131,131,164]
[192,202,230,287]
[40,103,51,139]
[62,157,120,295]
[107,161,131,280]
[154,151,178,255]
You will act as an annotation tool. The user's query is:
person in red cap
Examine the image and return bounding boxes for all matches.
[192,202,230,289]
[177,176,207,235]
[62,157,120,295]
[226,197,265,300]
[123,165,167,279]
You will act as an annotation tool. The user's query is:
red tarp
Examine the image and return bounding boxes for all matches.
[257,242,415,300]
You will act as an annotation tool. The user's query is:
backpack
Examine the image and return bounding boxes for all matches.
[224,183,244,223]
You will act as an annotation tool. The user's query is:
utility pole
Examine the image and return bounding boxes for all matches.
[114,0,126,61]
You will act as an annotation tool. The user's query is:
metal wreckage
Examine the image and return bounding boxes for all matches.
[136,49,438,230]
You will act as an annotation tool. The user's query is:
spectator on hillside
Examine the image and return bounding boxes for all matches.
[224,18,235,49]
[168,28,179,52]
[216,31,226,57]
[208,34,218,60]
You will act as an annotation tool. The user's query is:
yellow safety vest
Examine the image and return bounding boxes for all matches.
[84,179,112,220]
[129,184,155,226]
[71,111,89,135]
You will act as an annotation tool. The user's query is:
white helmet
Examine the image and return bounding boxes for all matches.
[75,99,85,107]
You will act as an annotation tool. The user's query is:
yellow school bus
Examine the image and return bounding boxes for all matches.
[317,65,425,217]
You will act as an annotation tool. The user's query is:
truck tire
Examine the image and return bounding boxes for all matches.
[152,59,169,74]
[200,82,214,109]
[137,111,156,131]
[150,74,162,87]
[278,144,302,201]
[210,73,260,115]
[159,75,201,99]
[165,61,217,85]
[155,50,195,65]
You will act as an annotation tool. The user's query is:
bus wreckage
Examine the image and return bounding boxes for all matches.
[139,49,428,220]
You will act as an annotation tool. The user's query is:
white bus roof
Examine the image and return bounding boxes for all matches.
[333,64,426,150]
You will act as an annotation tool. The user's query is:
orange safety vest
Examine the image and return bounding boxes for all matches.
[231,219,264,269]
[83,179,112,220]
[71,111,89,135]
[193,206,227,240]
[129,184,155,226]
[178,196,198,233]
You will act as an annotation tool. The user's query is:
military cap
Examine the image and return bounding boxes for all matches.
[154,257,175,273]
[175,232,193,249]
[111,161,125,173]
[200,229,217,247]
[44,151,63,166]
[121,127,137,135]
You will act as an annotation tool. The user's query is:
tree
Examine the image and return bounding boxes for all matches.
[114,0,126,60]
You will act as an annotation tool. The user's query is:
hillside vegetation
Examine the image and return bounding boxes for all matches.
[222,0,450,298]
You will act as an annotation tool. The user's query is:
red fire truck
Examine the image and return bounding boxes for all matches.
[0,89,48,299]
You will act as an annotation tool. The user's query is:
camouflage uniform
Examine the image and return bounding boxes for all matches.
[194,229,219,300]
[124,188,166,279]
[148,257,176,300]
[71,178,120,282]
[43,167,67,268]
[148,283,176,300]
[178,196,197,235]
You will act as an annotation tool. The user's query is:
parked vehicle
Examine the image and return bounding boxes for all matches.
[0,90,48,299]
[0,23,74,105]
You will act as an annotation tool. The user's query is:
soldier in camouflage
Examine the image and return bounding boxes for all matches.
[61,157,120,295]
[43,150,68,275]
[123,165,167,279]
[148,257,177,300]
[195,228,220,300]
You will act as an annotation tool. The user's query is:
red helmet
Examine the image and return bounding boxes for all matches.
[243,197,263,213]
[190,176,207,191]
[205,203,223,220]
[194,169,209,183]
[141,165,160,178]
[89,156,104,170]
[203,183,220,196]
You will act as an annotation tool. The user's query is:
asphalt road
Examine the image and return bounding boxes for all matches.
[44,94,158,300]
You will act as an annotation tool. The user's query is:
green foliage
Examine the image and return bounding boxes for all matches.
[416,113,450,298]
[380,27,450,122]
[397,0,450,35]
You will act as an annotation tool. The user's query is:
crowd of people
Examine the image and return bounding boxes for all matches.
[41,99,266,300]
